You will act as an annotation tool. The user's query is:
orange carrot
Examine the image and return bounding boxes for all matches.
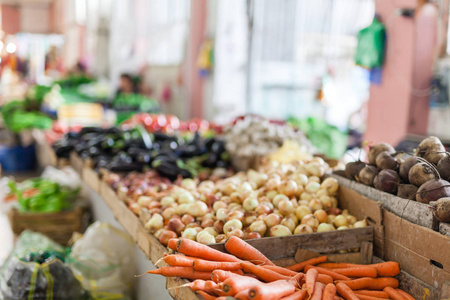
[262,265,298,277]
[354,290,389,298]
[305,268,318,295]
[340,277,399,290]
[396,289,415,300]
[222,276,263,296]
[147,267,212,280]
[216,297,236,300]
[184,280,219,293]
[336,282,359,300]
[225,236,275,265]
[234,288,251,300]
[356,295,391,300]
[280,290,307,300]
[163,255,197,267]
[318,263,357,269]
[168,238,178,250]
[197,290,216,300]
[248,279,297,300]
[333,266,378,278]
[383,287,406,300]
[241,261,289,282]
[211,270,243,283]
[304,266,350,281]
[323,283,336,300]
[286,256,327,272]
[311,282,326,300]
[177,238,241,262]
[317,274,334,285]
[193,259,242,272]
[370,262,400,277]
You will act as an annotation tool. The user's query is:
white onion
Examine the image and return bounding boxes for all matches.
[266,176,281,190]
[178,192,195,204]
[300,192,314,201]
[308,199,323,212]
[249,220,267,236]
[227,210,245,221]
[319,195,332,210]
[237,182,253,197]
[230,192,243,203]
[222,183,236,195]
[145,213,164,233]
[161,196,175,207]
[264,213,281,228]
[334,215,349,227]
[354,219,367,228]
[213,201,227,212]
[278,199,295,215]
[308,176,321,183]
[278,180,298,197]
[243,214,258,226]
[295,205,312,221]
[273,194,289,208]
[227,228,245,238]
[261,201,274,210]
[281,218,296,232]
[337,226,349,230]
[315,189,328,198]
[327,215,336,224]
[301,214,319,230]
[331,197,338,208]
[216,208,229,221]
[223,219,243,234]
[321,177,339,196]
[269,225,292,237]
[161,207,177,220]
[229,205,243,212]
[196,231,216,244]
[182,228,198,240]
[347,215,357,225]
[314,209,328,223]
[187,201,208,217]
[255,204,272,215]
[228,203,241,211]
[305,182,321,194]
[137,196,152,207]
[292,173,308,186]
[202,227,219,237]
[317,223,335,232]
[243,197,259,212]
[298,200,310,206]
[154,228,165,239]
[306,162,326,177]
[294,224,313,235]
[266,190,278,200]
[181,178,196,190]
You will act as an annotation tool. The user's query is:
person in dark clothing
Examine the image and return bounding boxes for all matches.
[116,73,139,97]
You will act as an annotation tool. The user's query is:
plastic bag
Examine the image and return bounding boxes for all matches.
[41,166,81,190]
[0,231,84,299]
[68,222,135,299]
[354,17,386,68]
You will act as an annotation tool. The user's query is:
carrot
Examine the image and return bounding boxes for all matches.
[311,282,326,300]
[317,274,334,285]
[197,290,216,300]
[336,282,359,300]
[318,263,357,269]
[333,266,378,278]
[305,268,318,295]
[234,288,251,300]
[356,295,391,300]
[286,256,327,272]
[323,283,337,300]
[146,267,212,280]
[280,290,307,300]
[383,287,406,300]
[222,276,263,296]
[354,290,389,298]
[261,265,298,277]
[211,270,243,283]
[193,259,242,272]
[370,262,400,277]
[304,266,351,281]
[163,255,197,267]
[225,236,275,265]
[177,238,241,262]
[248,279,297,300]
[168,238,178,250]
[340,277,399,290]
[241,261,289,282]
[396,289,415,300]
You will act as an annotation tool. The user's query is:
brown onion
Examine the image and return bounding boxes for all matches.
[159,230,177,246]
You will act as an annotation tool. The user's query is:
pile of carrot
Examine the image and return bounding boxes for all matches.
[145,236,415,300]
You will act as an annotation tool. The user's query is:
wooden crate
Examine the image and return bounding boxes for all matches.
[8,206,85,245]
[440,222,450,236]
[82,164,101,193]
[332,174,439,230]
[69,152,84,175]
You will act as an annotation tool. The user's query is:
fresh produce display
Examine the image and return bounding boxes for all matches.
[7,177,80,213]
[113,94,160,124]
[143,237,413,300]
[1,100,52,133]
[53,126,231,179]
[108,158,367,246]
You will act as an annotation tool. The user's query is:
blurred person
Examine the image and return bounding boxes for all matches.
[116,73,139,97]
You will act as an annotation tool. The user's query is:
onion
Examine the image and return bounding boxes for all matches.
[298,200,309,206]
[300,192,314,201]
[321,177,339,195]
[213,201,227,212]
[292,173,308,186]
[228,203,241,211]
[308,199,323,212]
[278,180,298,197]
[182,228,198,240]
[129,202,141,214]
[178,192,195,204]
[295,205,312,221]
[215,234,227,243]
[269,225,292,237]
[354,220,368,228]
[227,228,245,238]
[261,201,274,210]
[346,215,357,225]
[196,231,216,244]
[314,209,328,223]
[168,218,185,235]
[300,214,319,230]
[148,201,161,210]
[294,224,313,235]
[145,213,164,233]
[327,215,336,224]
[227,210,245,221]
[137,196,152,207]
[243,197,259,212]
[222,183,236,195]
[266,177,281,190]
[223,219,243,234]
[162,207,177,220]
[203,212,214,220]
[187,201,208,217]
[201,218,214,228]
[177,203,189,215]
[237,182,253,197]
[255,204,272,215]
[249,220,267,236]
[305,182,321,194]
[247,232,262,239]
[266,190,278,200]
[273,194,289,208]
[203,227,219,237]
[181,214,195,225]
[306,162,326,177]
[281,218,296,232]
[214,220,224,233]
[159,230,177,246]
[199,180,215,190]
[319,195,332,210]
[331,197,338,208]
[194,226,203,233]
[264,213,281,228]
[317,223,335,232]
[278,199,295,215]
[216,208,229,221]
[315,189,328,198]
[161,196,175,207]
[243,214,258,226]
[337,226,349,230]
[185,222,200,229]
[154,228,165,239]
[230,192,244,204]
[308,176,322,184]
[220,196,232,204]
[334,215,348,228]
[181,178,197,190]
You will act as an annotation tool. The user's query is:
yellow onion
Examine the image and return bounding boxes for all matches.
[260,201,274,210]
[327,215,336,224]
[298,200,310,206]
[308,199,323,212]
[168,218,185,235]
[181,228,197,240]
[222,183,236,195]
[320,177,339,195]
[181,178,196,190]
[237,182,253,197]
[177,203,189,215]
[331,197,338,208]
[160,196,175,207]
[319,195,332,210]
[266,176,281,190]
[266,190,278,200]
[334,215,349,227]
[300,192,314,201]
[202,227,219,237]
[249,220,267,236]
[306,162,326,177]
[255,204,272,215]
[269,225,292,237]
[223,219,243,234]
[196,231,216,244]
[181,214,195,225]
[162,207,177,220]
[292,173,308,186]
[213,201,227,212]
[154,228,165,239]
[317,223,335,232]
[187,201,208,217]
[201,218,214,228]
[243,197,259,212]
[264,213,281,227]
[199,180,215,190]
[129,202,141,214]
[347,215,357,225]
[273,194,290,208]
[294,224,313,235]
[178,192,195,204]
[314,209,328,223]
[227,228,245,238]
[216,208,229,221]
[227,210,245,221]
[315,189,328,198]
[281,218,296,232]
[308,176,321,183]
[305,182,321,194]
[278,180,298,197]
[295,205,312,221]
[301,214,319,230]
[137,196,152,207]
[278,199,295,215]
[159,230,177,246]
[243,214,258,227]
[354,219,368,228]
[214,220,224,233]
[228,203,241,211]
[145,213,163,233]
[230,192,244,203]
[337,226,349,230]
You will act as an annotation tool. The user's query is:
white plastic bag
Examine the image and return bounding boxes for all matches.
[41,166,81,190]
[68,222,135,299]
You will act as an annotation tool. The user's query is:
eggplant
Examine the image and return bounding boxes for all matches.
[107,162,144,173]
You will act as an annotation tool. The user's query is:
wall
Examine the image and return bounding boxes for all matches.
[1,5,20,35]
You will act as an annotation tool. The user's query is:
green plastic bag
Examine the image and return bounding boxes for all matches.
[354,17,386,68]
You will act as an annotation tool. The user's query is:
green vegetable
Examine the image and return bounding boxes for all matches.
[1,100,52,133]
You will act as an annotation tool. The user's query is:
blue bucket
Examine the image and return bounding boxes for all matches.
[0,144,37,171]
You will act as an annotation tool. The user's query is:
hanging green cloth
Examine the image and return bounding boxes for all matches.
[354,17,386,68]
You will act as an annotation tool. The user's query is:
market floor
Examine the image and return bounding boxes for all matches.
[0,212,14,265]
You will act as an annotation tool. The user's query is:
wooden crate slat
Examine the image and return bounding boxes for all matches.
[69,152,84,175]
[82,165,100,193]
[440,223,450,236]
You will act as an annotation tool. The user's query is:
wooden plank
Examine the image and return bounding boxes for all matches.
[69,152,84,175]
[332,174,438,230]
[166,277,199,300]
[209,227,373,261]
[441,281,450,300]
[440,223,450,236]
[82,166,100,193]
[397,270,440,300]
